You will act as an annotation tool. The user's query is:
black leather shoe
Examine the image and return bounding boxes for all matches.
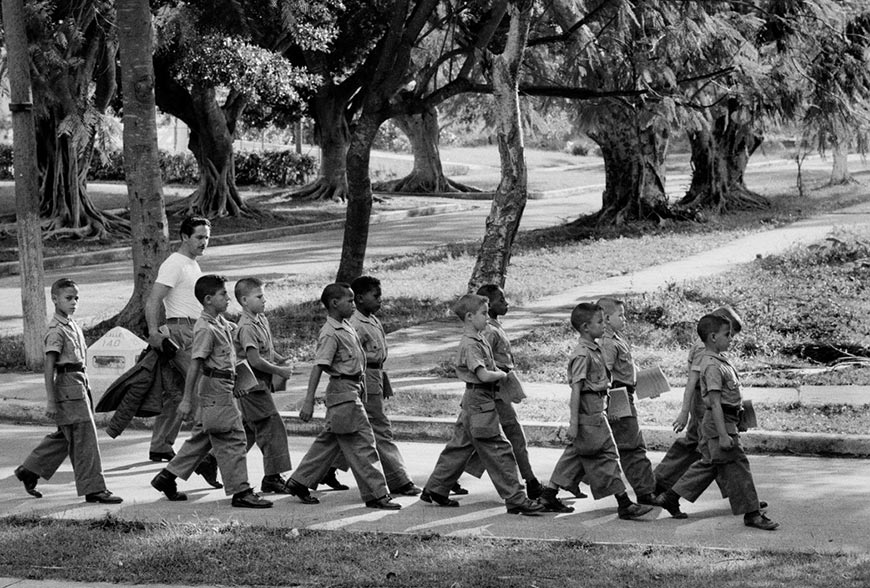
[525,478,543,500]
[562,483,588,499]
[285,478,320,504]
[365,496,402,510]
[151,469,187,501]
[261,475,291,494]
[393,482,422,496]
[420,489,458,507]
[450,482,468,495]
[636,493,657,506]
[618,502,654,520]
[194,455,223,489]
[85,490,123,504]
[654,492,687,519]
[232,490,273,509]
[507,498,546,515]
[759,500,768,509]
[14,466,42,498]
[744,512,778,530]
[318,468,349,491]
[539,492,574,513]
[149,451,176,462]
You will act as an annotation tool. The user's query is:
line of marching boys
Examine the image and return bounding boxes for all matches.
[13,272,777,530]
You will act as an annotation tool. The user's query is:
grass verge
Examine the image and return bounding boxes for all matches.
[1,515,869,587]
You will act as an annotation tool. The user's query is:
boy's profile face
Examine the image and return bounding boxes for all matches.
[52,286,79,317]
[206,286,230,314]
[333,289,356,319]
[711,324,732,353]
[585,310,606,339]
[468,303,489,331]
[243,286,266,314]
[488,289,509,317]
[605,305,626,332]
[356,286,382,316]
[180,225,211,258]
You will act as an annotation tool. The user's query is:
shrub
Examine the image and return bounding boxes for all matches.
[0,143,14,179]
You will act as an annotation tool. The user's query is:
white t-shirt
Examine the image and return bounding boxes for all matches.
[155,252,202,319]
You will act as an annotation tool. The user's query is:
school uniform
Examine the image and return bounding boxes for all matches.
[348,309,414,492]
[464,317,534,481]
[166,311,251,496]
[21,313,107,496]
[424,332,527,508]
[598,327,655,496]
[548,339,625,500]
[671,350,761,514]
[288,317,389,503]
[235,310,292,476]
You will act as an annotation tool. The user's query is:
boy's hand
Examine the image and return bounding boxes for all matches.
[178,399,193,422]
[567,422,578,442]
[672,410,689,433]
[718,435,734,451]
[299,399,315,422]
[148,331,168,350]
[278,366,294,380]
[233,387,251,399]
[45,402,58,419]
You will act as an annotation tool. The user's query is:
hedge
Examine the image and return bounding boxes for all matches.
[0,144,316,187]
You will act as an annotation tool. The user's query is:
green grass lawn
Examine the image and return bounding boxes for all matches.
[1,516,869,588]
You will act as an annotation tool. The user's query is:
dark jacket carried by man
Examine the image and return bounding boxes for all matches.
[95,348,166,438]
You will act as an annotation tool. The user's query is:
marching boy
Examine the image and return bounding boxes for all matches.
[15,278,122,504]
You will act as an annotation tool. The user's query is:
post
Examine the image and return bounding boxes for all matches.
[2,0,47,370]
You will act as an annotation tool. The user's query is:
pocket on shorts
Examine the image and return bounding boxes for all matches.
[469,401,500,439]
[55,383,85,402]
[573,414,614,455]
[326,400,368,434]
[201,401,240,434]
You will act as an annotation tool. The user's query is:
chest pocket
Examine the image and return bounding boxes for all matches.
[363,338,380,353]
[468,400,501,439]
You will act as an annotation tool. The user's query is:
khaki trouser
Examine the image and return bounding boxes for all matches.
[23,415,107,496]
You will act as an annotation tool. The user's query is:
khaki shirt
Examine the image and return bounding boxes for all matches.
[482,317,514,371]
[45,313,92,425]
[455,332,495,385]
[567,338,611,415]
[235,310,274,362]
[349,310,387,365]
[698,349,742,408]
[191,312,237,372]
[316,317,366,406]
[599,327,636,386]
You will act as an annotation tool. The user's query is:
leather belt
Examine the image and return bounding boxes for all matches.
[366,362,384,370]
[166,317,196,325]
[330,373,363,382]
[707,404,742,416]
[466,382,498,392]
[203,366,235,381]
[56,363,85,374]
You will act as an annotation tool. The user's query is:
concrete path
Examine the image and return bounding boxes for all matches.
[1,424,869,555]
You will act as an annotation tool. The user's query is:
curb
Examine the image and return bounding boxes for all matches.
[0,202,474,278]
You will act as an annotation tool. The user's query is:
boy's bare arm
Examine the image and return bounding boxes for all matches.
[43,352,58,418]
[707,390,733,450]
[245,348,293,379]
[299,365,323,422]
[672,371,699,432]
[179,358,203,421]
[474,365,507,383]
[567,382,582,441]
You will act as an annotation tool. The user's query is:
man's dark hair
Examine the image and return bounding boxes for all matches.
[194,274,227,304]
[179,215,211,239]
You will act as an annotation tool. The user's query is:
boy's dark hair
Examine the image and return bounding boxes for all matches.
[195,274,227,304]
[179,215,211,239]
[570,303,602,332]
[350,276,381,298]
[50,277,78,297]
[697,313,730,342]
[475,284,503,303]
[452,293,487,319]
[320,282,352,309]
[596,297,624,316]
[712,305,743,334]
[234,277,264,302]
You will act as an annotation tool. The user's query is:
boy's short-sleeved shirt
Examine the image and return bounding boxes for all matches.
[315,316,365,376]
[599,327,636,385]
[567,338,611,414]
[698,349,742,407]
[44,313,92,425]
[482,317,514,371]
[191,312,237,372]
[455,332,496,384]
[349,310,387,366]
[235,310,274,362]
[155,252,202,319]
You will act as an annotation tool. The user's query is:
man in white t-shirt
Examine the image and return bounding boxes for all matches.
[145,216,216,474]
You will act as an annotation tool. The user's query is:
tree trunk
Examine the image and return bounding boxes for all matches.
[111,0,169,334]
[3,0,46,369]
[587,105,670,224]
[376,105,478,194]
[830,139,851,184]
[468,0,533,291]
[288,93,350,201]
[679,109,769,211]
[336,113,381,282]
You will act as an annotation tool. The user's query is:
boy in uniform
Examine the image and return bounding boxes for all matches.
[537,303,652,520]
[15,278,123,504]
[150,275,272,508]
[283,283,401,510]
[233,277,296,494]
[421,293,544,515]
[459,285,542,499]
[656,314,778,530]
[348,276,421,497]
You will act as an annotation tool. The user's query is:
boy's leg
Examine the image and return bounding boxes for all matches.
[578,442,627,500]
[22,428,70,481]
[337,427,390,503]
[425,419,478,497]
[208,419,252,496]
[291,430,344,489]
[468,433,526,507]
[549,443,586,490]
[463,451,486,478]
[710,436,761,515]
[247,414,293,476]
[362,389,413,492]
[652,398,705,491]
[494,399,536,482]
[166,421,214,480]
[671,438,719,503]
[610,415,656,498]
[67,419,108,496]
